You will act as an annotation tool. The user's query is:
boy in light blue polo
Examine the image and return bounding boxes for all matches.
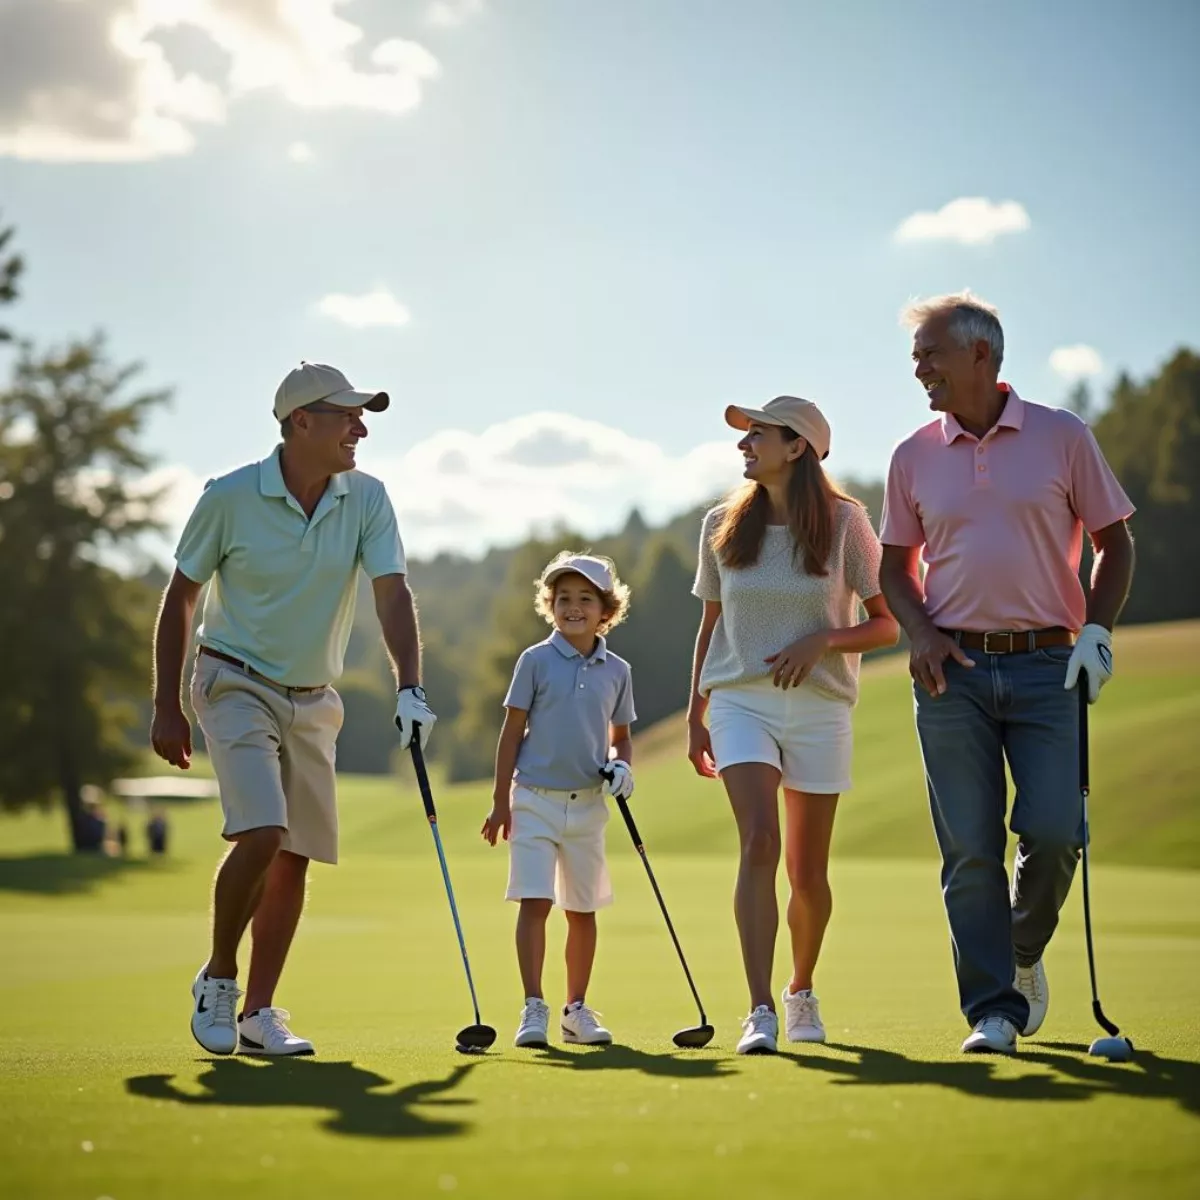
[482,552,637,1049]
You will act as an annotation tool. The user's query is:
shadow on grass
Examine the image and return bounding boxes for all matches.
[0,852,166,896]
[799,1041,1200,1117]
[523,1044,733,1080]
[125,1058,479,1139]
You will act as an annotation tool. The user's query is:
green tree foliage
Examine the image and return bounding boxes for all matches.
[334,671,399,775]
[0,336,169,846]
[0,214,22,341]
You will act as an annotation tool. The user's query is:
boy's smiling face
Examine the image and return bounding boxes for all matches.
[552,572,605,648]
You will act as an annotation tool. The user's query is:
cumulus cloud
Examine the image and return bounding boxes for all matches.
[894,197,1031,246]
[1049,344,1104,379]
[0,0,440,163]
[316,287,411,329]
[426,0,485,29]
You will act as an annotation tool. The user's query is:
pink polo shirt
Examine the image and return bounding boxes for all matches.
[880,386,1134,632]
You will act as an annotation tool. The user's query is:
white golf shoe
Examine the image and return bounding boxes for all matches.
[961,1013,1019,1055]
[561,1001,612,1045]
[237,1007,315,1056]
[781,986,826,1043]
[514,998,551,1048]
[1014,959,1049,1036]
[191,965,241,1055]
[736,1005,779,1055]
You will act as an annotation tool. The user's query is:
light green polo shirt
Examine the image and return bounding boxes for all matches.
[175,445,406,686]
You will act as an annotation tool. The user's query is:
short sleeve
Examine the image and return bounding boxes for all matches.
[612,662,637,725]
[843,503,882,601]
[503,649,537,711]
[879,448,925,547]
[174,481,226,584]
[359,481,407,579]
[1069,424,1136,533]
[692,508,723,601]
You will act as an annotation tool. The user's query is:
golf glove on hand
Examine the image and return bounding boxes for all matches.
[395,686,437,750]
[1064,624,1113,704]
[603,760,634,801]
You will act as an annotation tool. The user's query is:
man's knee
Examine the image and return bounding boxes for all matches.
[233,826,286,860]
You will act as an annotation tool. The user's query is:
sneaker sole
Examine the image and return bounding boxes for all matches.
[561,1032,613,1045]
[514,1033,550,1048]
[738,1044,778,1056]
[961,1042,1016,1056]
[237,1039,315,1057]
[786,1030,827,1044]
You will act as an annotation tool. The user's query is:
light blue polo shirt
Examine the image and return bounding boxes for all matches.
[504,631,637,791]
[175,445,406,687]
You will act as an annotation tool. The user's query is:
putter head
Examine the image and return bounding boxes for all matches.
[455,1023,497,1054]
[1088,1035,1134,1062]
[672,1024,715,1049]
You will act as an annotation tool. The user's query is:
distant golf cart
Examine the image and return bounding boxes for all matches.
[94,776,220,857]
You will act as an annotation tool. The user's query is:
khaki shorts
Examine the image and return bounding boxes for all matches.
[190,654,344,864]
[506,783,613,913]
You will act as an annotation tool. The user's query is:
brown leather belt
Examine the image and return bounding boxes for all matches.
[198,646,328,693]
[939,627,1076,655]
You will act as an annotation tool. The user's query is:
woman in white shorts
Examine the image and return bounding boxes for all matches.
[687,395,899,1055]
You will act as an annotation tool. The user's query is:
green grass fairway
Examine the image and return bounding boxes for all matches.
[3,621,1199,1198]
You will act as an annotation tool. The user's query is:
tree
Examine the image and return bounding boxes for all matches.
[1065,380,1094,424]
[0,214,22,342]
[0,336,171,848]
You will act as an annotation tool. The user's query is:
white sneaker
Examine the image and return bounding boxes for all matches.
[736,1005,779,1055]
[191,965,241,1055]
[561,1001,612,1045]
[1014,959,1049,1036]
[781,986,826,1043]
[514,998,551,1048]
[961,1013,1019,1055]
[238,1007,315,1056]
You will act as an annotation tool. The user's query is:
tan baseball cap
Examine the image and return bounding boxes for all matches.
[724,395,831,461]
[273,361,390,422]
[542,554,615,593]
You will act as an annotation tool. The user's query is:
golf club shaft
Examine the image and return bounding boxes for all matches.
[614,794,709,1025]
[410,732,484,1027]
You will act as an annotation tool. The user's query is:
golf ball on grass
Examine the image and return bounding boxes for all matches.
[1088,1036,1134,1062]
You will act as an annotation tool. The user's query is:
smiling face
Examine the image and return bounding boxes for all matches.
[551,573,606,644]
[736,421,806,485]
[291,403,368,473]
[911,314,990,414]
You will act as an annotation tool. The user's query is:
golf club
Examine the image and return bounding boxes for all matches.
[601,768,715,1048]
[410,725,497,1054]
[1077,677,1134,1063]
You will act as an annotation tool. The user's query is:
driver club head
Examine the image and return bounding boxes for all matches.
[672,1024,715,1049]
[1088,1035,1134,1062]
[455,1023,497,1055]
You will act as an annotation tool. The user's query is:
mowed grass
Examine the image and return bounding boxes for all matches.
[2,621,1199,1199]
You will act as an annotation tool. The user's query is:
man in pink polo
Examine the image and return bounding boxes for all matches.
[879,292,1135,1055]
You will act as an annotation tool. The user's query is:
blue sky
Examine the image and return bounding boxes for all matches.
[2,0,1198,557]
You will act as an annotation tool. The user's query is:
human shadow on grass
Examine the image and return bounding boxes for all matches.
[794,1042,1200,1117]
[125,1058,479,1139]
[0,852,167,896]
[521,1044,733,1080]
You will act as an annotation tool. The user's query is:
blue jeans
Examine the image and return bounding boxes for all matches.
[914,645,1083,1029]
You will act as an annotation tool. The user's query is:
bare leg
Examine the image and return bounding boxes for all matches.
[564,910,597,1004]
[243,850,310,1013]
[516,898,553,999]
[782,790,839,993]
[723,763,783,1011]
[207,827,284,980]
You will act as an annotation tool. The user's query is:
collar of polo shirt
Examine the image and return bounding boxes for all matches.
[941,383,1026,444]
[549,629,608,662]
[259,444,350,498]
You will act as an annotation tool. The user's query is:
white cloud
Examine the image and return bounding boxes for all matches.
[1049,344,1104,379]
[0,0,440,163]
[894,197,1031,246]
[426,0,485,29]
[286,140,314,163]
[316,287,412,329]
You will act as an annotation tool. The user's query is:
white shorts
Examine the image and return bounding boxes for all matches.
[505,783,613,913]
[707,677,854,794]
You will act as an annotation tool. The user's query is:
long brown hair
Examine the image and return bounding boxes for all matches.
[713,426,861,576]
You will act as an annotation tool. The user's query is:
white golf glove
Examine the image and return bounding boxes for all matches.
[603,759,634,801]
[395,686,437,750]
[1064,624,1113,704]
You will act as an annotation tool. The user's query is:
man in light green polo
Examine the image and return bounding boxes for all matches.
[151,361,437,1057]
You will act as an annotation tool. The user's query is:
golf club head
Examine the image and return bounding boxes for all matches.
[455,1023,497,1054]
[672,1024,715,1049]
[1088,1035,1134,1062]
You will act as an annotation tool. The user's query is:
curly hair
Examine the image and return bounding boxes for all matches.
[533,550,631,634]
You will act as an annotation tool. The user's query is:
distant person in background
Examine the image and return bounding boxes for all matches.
[879,292,1135,1055]
[146,809,169,856]
[150,362,436,1058]
[687,396,898,1056]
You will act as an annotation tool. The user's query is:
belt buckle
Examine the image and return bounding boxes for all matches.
[982,630,1014,655]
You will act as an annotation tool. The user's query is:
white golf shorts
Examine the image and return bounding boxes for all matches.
[707,677,854,794]
[506,783,613,913]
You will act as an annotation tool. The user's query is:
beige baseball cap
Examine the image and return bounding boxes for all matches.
[724,395,831,461]
[273,361,390,422]
[542,554,615,593]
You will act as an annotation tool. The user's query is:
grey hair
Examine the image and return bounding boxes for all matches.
[901,290,1004,371]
